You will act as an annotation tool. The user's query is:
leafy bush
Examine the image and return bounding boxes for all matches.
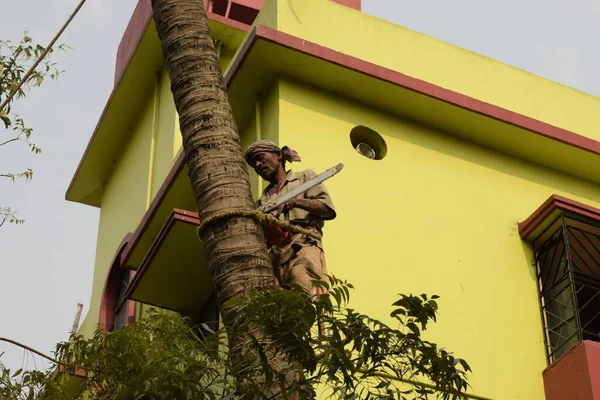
[1,277,470,399]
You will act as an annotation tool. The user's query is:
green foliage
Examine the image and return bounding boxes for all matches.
[231,278,471,399]
[0,278,471,399]
[0,366,67,400]
[0,32,67,226]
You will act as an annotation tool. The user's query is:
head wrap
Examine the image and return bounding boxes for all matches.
[244,140,301,165]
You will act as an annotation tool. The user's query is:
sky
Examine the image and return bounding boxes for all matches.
[1,0,600,372]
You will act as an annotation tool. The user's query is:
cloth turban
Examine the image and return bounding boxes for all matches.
[244,140,301,165]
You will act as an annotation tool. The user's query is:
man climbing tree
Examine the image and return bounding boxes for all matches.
[245,141,336,297]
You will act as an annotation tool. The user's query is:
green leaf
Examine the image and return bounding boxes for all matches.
[406,322,420,335]
[1,115,11,127]
[200,323,215,334]
[375,380,389,389]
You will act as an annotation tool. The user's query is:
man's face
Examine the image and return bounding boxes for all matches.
[249,151,281,180]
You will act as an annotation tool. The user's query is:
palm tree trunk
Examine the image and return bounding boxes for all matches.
[150,0,274,328]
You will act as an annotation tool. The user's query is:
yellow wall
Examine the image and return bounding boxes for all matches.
[248,82,280,194]
[78,92,155,337]
[150,66,179,199]
[259,82,280,144]
[273,78,600,400]
[255,0,600,143]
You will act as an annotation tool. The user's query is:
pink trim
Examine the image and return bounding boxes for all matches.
[99,233,137,330]
[114,0,153,84]
[518,195,600,240]
[207,8,252,31]
[125,209,200,302]
[230,0,265,9]
[330,0,361,10]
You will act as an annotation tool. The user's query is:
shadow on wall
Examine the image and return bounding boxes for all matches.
[520,240,538,283]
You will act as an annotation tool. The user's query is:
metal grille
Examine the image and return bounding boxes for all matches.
[534,216,600,363]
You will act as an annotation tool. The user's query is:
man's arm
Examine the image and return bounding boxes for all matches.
[283,197,335,218]
[282,169,336,219]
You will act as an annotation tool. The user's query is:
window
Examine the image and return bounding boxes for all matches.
[533,215,600,363]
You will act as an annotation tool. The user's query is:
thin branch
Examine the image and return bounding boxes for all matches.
[0,0,87,112]
[0,137,19,148]
[0,336,59,364]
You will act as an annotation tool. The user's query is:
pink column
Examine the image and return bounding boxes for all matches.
[544,341,600,399]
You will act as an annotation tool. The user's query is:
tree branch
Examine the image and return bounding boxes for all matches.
[0,0,87,112]
[0,336,59,364]
[0,137,19,148]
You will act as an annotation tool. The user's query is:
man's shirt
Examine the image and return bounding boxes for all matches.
[256,169,336,261]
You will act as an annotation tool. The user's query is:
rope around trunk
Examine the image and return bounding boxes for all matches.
[197,210,322,240]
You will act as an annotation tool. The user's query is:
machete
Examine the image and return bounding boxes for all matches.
[256,163,344,214]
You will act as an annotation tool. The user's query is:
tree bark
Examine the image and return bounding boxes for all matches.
[150,0,274,328]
